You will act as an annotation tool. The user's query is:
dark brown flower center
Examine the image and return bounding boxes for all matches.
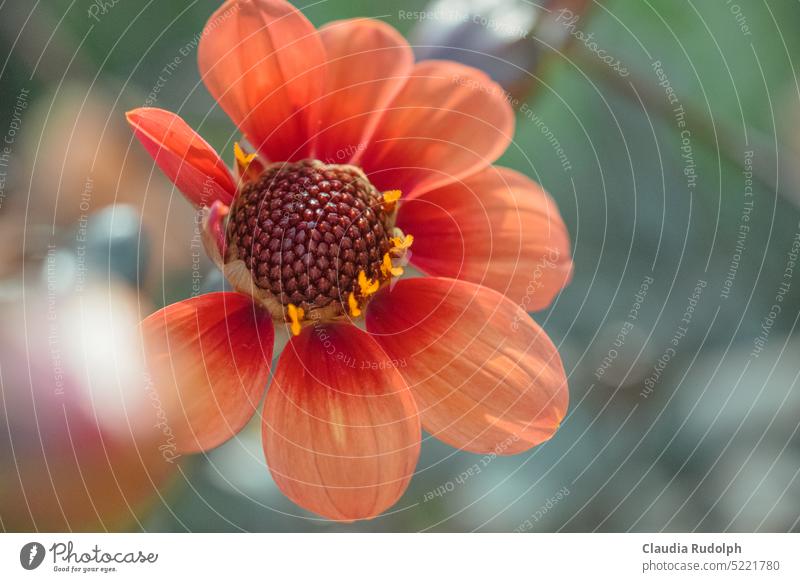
[226,160,394,319]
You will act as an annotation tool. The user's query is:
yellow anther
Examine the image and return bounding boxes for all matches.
[358,270,379,297]
[234,142,256,169]
[381,253,404,278]
[348,292,362,317]
[287,303,304,336]
[383,190,402,204]
[382,189,402,211]
[390,233,414,251]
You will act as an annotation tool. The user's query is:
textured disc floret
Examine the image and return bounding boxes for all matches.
[226,160,396,320]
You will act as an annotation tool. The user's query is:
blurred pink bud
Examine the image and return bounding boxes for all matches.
[0,283,177,531]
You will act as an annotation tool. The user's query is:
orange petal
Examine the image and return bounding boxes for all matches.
[398,166,573,310]
[198,0,326,161]
[366,278,568,455]
[315,18,413,165]
[126,108,235,207]
[142,292,274,453]
[356,60,514,198]
[263,323,420,521]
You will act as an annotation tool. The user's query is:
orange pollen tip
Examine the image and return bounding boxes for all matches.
[382,189,402,211]
[390,233,414,252]
[234,142,256,169]
[348,292,362,317]
[381,253,404,278]
[358,270,380,297]
[287,303,304,336]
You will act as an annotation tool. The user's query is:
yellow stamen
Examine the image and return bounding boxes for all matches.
[287,303,304,336]
[382,189,402,211]
[234,142,256,170]
[390,233,414,251]
[381,253,404,278]
[348,292,362,317]
[358,270,379,297]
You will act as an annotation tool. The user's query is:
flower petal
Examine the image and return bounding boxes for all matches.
[366,277,568,454]
[141,292,274,453]
[356,60,514,198]
[398,166,573,310]
[201,200,230,269]
[126,108,235,206]
[263,323,420,521]
[315,18,413,165]
[198,0,326,161]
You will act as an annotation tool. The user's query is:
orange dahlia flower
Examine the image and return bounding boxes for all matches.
[126,0,573,521]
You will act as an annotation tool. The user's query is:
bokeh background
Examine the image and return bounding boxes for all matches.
[1,0,799,532]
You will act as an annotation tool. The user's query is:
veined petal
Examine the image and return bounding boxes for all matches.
[398,166,573,310]
[126,108,235,207]
[198,0,326,161]
[366,277,568,455]
[141,292,274,453]
[263,323,420,521]
[356,60,514,198]
[315,18,413,165]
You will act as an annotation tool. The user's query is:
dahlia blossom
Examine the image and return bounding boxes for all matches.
[127,0,573,521]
